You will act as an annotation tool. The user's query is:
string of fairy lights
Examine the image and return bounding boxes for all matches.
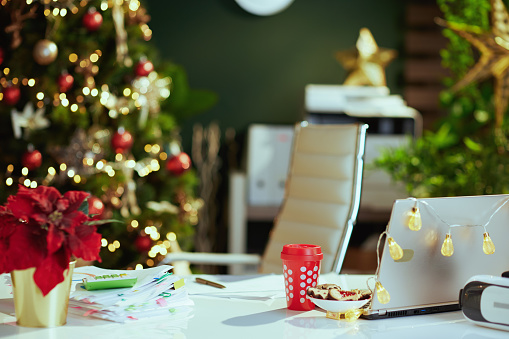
[4,140,167,180]
[371,196,508,305]
[0,0,194,269]
[0,0,152,105]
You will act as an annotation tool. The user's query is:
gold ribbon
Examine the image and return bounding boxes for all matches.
[120,155,141,217]
[112,0,130,65]
[146,201,179,214]
[132,73,171,128]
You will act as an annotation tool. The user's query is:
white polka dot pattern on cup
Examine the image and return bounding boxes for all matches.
[283,261,321,307]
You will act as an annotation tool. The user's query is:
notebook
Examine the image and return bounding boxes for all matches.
[362,194,509,319]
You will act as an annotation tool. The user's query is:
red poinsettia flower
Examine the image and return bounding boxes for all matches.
[0,185,102,296]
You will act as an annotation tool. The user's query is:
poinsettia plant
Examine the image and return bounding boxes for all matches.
[0,185,106,296]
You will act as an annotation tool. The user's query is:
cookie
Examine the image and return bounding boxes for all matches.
[307,287,329,299]
[356,289,372,300]
[309,284,372,301]
[317,283,341,290]
[329,289,359,301]
[306,287,316,297]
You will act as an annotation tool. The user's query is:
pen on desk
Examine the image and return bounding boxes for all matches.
[195,277,226,289]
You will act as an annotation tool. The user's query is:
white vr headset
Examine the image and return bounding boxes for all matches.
[460,273,509,331]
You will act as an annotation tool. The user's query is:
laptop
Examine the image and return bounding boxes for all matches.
[362,194,509,319]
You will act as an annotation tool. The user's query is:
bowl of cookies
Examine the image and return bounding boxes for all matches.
[307,284,371,313]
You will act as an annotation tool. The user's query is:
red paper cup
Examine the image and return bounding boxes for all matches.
[281,244,323,311]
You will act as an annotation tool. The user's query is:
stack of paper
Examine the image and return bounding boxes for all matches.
[187,274,286,302]
[69,265,193,323]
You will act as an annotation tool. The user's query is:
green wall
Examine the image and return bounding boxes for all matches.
[146,0,405,151]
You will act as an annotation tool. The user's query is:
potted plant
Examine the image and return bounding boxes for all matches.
[375,0,509,198]
[0,185,104,327]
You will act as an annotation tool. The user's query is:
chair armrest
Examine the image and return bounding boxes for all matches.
[160,252,261,266]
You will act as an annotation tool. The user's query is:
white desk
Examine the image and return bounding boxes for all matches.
[0,274,507,339]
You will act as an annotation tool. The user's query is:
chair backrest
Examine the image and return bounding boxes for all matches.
[259,122,368,274]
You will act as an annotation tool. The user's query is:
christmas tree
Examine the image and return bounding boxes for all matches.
[376,0,509,198]
[0,0,216,269]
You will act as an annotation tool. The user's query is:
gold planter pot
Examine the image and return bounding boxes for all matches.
[10,261,75,328]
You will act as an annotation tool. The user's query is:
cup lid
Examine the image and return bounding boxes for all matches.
[281,244,323,260]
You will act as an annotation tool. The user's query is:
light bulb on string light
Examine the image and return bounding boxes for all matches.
[387,236,403,260]
[483,232,495,255]
[441,233,454,257]
[375,281,390,304]
[406,206,422,231]
[325,311,341,320]
[345,308,364,322]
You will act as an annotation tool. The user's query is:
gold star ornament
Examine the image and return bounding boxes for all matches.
[436,0,509,127]
[335,27,397,86]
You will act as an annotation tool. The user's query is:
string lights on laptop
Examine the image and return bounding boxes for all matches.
[405,197,504,257]
[372,196,509,305]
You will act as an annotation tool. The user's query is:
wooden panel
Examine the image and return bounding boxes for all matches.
[404,85,443,111]
[406,4,443,27]
[405,58,450,83]
[405,31,448,55]
[404,1,448,128]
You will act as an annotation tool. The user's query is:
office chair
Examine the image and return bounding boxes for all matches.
[160,122,368,275]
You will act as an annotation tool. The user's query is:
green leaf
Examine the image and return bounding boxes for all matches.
[427,124,458,148]
[175,89,218,118]
[463,137,482,152]
[78,200,90,215]
[85,219,123,226]
[160,62,218,120]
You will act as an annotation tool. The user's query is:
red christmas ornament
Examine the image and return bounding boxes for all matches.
[134,235,152,253]
[134,59,154,77]
[111,129,134,153]
[88,195,105,217]
[0,47,4,65]
[57,72,74,92]
[166,152,191,176]
[22,149,42,171]
[2,86,20,105]
[82,7,103,32]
